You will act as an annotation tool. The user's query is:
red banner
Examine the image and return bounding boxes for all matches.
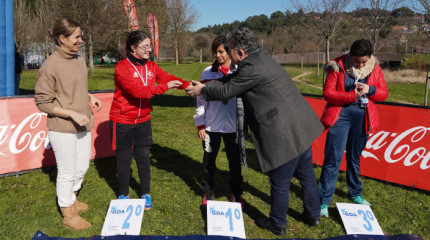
[123,0,140,31]
[0,93,115,175]
[307,97,430,191]
[147,12,159,59]
[0,94,429,192]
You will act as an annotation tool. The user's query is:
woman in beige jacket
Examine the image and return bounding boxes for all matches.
[35,18,101,230]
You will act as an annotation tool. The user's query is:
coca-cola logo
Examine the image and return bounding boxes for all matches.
[365,126,430,170]
[0,112,50,156]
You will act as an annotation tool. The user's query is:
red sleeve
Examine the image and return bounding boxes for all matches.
[323,69,356,106]
[368,65,389,102]
[114,61,169,98]
[152,62,190,89]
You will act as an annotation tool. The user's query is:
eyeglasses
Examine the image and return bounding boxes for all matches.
[138,44,153,51]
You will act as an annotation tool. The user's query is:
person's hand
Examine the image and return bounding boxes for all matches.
[168,80,183,89]
[89,94,102,112]
[355,82,369,98]
[185,80,204,97]
[197,128,206,141]
[356,82,369,94]
[70,111,90,126]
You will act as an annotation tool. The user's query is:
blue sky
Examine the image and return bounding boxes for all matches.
[189,0,287,31]
[188,0,420,31]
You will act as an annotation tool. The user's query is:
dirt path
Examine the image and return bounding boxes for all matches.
[291,71,323,90]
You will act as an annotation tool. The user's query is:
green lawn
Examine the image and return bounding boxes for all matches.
[1,63,429,239]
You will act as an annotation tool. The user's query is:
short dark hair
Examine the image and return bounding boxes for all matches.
[226,28,260,54]
[350,39,373,57]
[211,35,229,53]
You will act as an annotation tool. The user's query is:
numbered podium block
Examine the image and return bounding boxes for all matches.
[336,203,384,235]
[101,199,146,236]
[207,200,246,239]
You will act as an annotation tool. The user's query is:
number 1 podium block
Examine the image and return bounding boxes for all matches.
[101,199,146,236]
[207,200,246,239]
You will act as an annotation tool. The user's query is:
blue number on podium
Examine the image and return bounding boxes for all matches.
[358,210,374,231]
[135,205,142,216]
[225,208,241,231]
[122,205,133,229]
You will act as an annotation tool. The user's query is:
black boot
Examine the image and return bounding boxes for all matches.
[255,217,286,236]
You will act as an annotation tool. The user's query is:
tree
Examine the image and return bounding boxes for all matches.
[166,0,199,65]
[25,0,60,59]
[58,0,127,75]
[356,0,404,52]
[264,27,288,55]
[243,14,271,33]
[14,0,33,54]
[417,0,430,38]
[193,33,211,63]
[289,0,352,62]
[392,7,415,17]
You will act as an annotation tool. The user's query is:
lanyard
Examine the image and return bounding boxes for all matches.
[352,65,365,84]
[127,58,148,86]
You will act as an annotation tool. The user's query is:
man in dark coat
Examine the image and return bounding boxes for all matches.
[186,28,323,236]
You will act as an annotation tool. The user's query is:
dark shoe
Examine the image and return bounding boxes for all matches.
[255,218,286,236]
[301,214,321,226]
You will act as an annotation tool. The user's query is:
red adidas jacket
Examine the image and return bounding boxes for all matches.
[320,54,389,133]
[110,58,189,124]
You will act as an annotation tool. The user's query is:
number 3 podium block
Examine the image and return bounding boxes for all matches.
[336,203,384,235]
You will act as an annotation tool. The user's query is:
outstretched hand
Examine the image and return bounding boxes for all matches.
[185,80,204,98]
[168,80,183,89]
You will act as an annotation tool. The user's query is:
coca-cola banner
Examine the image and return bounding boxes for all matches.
[306,97,430,192]
[0,93,115,175]
[1,94,429,192]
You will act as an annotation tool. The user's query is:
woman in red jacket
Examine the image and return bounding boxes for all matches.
[110,31,189,209]
[319,39,388,217]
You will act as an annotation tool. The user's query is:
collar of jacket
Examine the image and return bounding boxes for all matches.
[237,46,262,68]
[344,53,376,80]
[210,59,237,72]
[54,45,79,59]
[127,51,148,65]
[324,53,378,80]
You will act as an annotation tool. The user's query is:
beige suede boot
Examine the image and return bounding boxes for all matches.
[74,192,89,213]
[60,203,91,230]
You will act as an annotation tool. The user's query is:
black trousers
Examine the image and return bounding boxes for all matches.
[110,120,152,196]
[201,131,243,196]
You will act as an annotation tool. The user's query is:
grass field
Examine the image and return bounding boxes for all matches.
[1,63,429,239]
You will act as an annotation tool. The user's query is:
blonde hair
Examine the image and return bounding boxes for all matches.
[49,19,81,46]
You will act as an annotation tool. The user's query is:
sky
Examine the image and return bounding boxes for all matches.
[188,0,420,31]
[189,0,287,31]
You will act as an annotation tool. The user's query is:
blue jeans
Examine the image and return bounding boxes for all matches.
[268,147,320,227]
[319,104,369,205]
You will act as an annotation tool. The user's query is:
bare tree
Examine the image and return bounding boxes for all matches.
[356,0,404,52]
[289,0,351,62]
[263,27,288,55]
[166,0,199,65]
[193,33,211,63]
[59,0,126,75]
[29,0,60,59]
[417,0,430,38]
[14,0,33,54]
